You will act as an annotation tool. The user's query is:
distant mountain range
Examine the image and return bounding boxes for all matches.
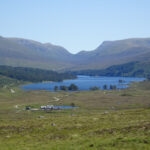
[1,36,150,73]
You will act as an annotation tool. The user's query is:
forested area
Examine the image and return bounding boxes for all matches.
[0,65,76,82]
[71,61,150,78]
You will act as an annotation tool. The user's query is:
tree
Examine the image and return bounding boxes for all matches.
[70,102,75,107]
[103,84,108,90]
[147,74,150,80]
[54,86,59,91]
[60,85,68,91]
[68,84,78,91]
[110,85,117,90]
[118,79,124,83]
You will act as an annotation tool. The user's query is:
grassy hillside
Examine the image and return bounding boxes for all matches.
[0,75,23,88]
[0,78,150,149]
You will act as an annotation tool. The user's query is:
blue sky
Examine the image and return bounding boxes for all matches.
[1,0,150,53]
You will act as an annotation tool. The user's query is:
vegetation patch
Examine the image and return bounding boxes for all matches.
[0,65,76,82]
[71,61,150,78]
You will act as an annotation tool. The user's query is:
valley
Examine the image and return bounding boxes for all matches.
[0,36,150,149]
[1,1,150,149]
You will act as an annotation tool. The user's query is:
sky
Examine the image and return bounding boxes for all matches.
[1,0,150,53]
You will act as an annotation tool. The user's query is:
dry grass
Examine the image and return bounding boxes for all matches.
[0,81,150,149]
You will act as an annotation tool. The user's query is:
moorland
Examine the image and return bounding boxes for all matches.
[0,76,150,150]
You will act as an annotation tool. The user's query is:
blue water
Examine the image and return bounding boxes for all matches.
[53,105,78,110]
[22,75,145,91]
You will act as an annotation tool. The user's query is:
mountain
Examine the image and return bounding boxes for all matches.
[74,38,150,70]
[0,36,150,72]
[0,36,74,70]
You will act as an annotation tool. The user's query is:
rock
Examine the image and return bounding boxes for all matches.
[10,89,15,93]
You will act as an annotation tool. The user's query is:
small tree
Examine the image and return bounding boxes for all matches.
[70,102,75,107]
[54,86,58,91]
[118,79,124,83]
[110,85,117,90]
[103,84,108,90]
[147,74,150,81]
[68,84,78,91]
[60,85,68,91]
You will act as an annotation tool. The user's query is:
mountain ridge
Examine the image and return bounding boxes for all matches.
[0,36,150,71]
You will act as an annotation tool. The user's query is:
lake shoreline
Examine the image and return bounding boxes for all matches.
[22,75,145,92]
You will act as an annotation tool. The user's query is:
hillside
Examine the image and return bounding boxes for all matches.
[71,61,150,78]
[74,38,150,70]
[0,36,74,70]
[0,65,76,82]
[1,36,150,72]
